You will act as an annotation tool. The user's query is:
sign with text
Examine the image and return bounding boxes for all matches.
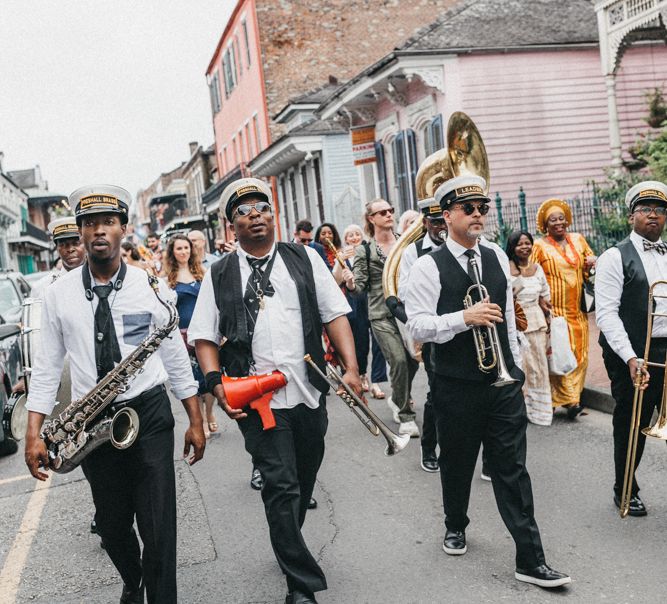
[351,126,376,166]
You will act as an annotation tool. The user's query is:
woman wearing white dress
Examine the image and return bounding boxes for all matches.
[506,231,553,425]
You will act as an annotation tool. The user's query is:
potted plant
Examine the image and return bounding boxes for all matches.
[645,87,667,129]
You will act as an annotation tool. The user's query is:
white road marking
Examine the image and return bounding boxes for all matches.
[0,473,33,486]
[0,475,52,603]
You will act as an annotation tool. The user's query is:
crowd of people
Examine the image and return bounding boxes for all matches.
[13,174,667,603]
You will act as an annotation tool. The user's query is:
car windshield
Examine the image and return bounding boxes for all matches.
[0,280,21,316]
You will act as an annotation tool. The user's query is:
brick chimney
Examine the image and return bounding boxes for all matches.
[189,141,199,156]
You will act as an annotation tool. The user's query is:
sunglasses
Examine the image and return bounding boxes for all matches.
[370,207,395,217]
[453,202,490,216]
[634,206,667,217]
[300,236,313,244]
[426,216,446,226]
[233,200,272,218]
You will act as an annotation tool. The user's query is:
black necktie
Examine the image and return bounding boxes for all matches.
[643,240,667,255]
[243,257,275,339]
[464,249,477,282]
[93,284,122,381]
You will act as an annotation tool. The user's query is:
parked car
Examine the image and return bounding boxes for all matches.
[22,270,51,290]
[0,270,31,323]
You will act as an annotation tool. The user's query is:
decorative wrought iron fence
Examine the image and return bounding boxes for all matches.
[486,182,631,253]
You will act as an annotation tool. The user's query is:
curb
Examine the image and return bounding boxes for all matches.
[581,386,615,415]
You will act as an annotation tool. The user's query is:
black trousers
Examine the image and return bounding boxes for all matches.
[431,368,545,568]
[421,344,438,453]
[81,385,177,604]
[604,339,667,497]
[239,400,328,595]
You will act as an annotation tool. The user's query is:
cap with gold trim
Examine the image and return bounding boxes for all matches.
[47,216,79,242]
[70,184,131,224]
[625,180,667,212]
[220,177,272,222]
[417,197,442,218]
[435,175,490,209]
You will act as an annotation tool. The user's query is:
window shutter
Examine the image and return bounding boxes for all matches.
[406,129,418,208]
[374,142,388,201]
[431,114,444,152]
[392,132,409,213]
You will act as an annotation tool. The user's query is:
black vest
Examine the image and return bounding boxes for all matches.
[598,237,651,362]
[210,242,328,393]
[430,244,515,381]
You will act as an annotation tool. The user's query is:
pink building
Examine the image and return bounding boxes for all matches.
[318,0,667,239]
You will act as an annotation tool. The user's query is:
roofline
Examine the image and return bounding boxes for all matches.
[318,41,600,118]
[273,102,320,123]
[206,0,245,75]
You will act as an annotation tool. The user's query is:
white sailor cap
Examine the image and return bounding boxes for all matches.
[47,216,80,242]
[625,181,667,212]
[70,184,131,224]
[220,177,272,222]
[417,197,442,217]
[435,175,490,209]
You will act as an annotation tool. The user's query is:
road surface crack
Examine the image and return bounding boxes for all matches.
[314,477,339,563]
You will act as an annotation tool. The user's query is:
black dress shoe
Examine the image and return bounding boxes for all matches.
[566,404,583,419]
[120,583,144,604]
[614,493,648,516]
[515,564,571,588]
[307,497,317,510]
[0,437,18,457]
[285,588,318,603]
[250,467,263,491]
[420,449,439,473]
[442,530,467,555]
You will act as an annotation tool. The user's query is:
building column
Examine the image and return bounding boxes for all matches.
[605,74,623,173]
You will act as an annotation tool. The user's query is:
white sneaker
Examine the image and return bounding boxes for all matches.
[386,397,400,424]
[398,420,420,438]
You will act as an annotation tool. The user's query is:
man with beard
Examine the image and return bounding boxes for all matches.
[189,177,360,604]
[596,180,667,517]
[405,175,570,588]
[397,197,447,473]
[23,185,206,604]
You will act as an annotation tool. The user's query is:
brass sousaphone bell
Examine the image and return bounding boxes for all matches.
[382,111,491,310]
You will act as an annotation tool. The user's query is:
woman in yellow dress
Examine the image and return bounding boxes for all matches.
[531,199,597,418]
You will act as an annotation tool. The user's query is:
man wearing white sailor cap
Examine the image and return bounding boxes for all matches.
[24,184,205,604]
[404,174,570,587]
[397,196,447,474]
[596,180,667,518]
[30,216,85,299]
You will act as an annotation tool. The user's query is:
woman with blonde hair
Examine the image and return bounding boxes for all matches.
[342,200,419,437]
[164,235,218,437]
[531,199,596,419]
[333,223,387,399]
[397,209,420,235]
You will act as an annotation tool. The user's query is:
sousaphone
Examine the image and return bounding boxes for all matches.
[383,111,490,318]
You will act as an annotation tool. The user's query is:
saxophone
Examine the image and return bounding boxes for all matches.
[41,272,179,474]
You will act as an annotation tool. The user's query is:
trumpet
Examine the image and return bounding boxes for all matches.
[619,280,667,518]
[323,238,347,270]
[304,354,410,456]
[463,254,518,388]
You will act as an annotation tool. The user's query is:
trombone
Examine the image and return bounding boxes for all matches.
[619,280,667,518]
[304,354,410,456]
[463,254,518,388]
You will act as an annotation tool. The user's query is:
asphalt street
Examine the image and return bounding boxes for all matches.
[1,368,666,603]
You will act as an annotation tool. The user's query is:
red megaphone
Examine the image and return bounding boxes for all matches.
[222,371,288,430]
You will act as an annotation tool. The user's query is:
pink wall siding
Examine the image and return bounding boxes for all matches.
[207,0,270,178]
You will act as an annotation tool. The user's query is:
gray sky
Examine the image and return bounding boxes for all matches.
[0,1,234,198]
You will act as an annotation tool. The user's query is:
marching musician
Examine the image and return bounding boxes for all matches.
[404,175,570,588]
[397,197,447,472]
[189,177,360,604]
[23,185,205,604]
[596,181,667,517]
[31,216,86,298]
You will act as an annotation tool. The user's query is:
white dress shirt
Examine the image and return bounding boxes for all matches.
[405,237,521,365]
[595,230,667,363]
[26,264,198,415]
[30,268,67,300]
[397,232,441,302]
[188,244,351,409]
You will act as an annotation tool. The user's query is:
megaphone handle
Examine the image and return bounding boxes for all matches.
[250,393,277,430]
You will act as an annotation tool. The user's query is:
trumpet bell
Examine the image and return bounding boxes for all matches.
[385,433,411,456]
[641,415,667,439]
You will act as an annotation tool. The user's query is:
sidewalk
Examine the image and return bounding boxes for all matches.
[582,314,615,413]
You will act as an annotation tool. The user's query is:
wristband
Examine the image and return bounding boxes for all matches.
[205,371,223,395]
